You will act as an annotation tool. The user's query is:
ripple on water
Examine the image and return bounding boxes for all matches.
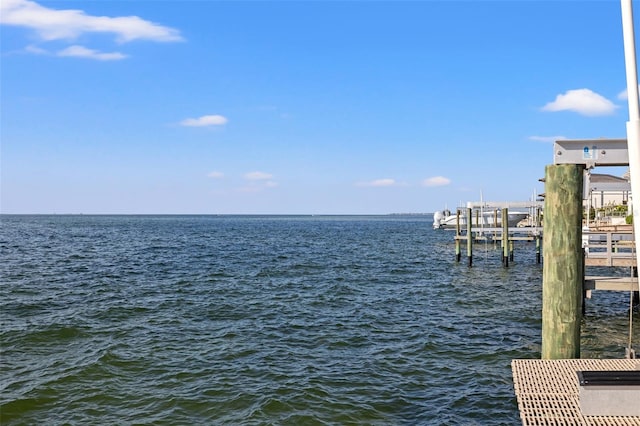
[1,215,638,425]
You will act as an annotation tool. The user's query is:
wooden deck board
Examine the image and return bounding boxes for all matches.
[584,276,639,292]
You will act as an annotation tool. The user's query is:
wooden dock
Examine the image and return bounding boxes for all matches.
[583,228,640,298]
[450,221,640,302]
[452,226,543,242]
[584,228,636,267]
[512,359,640,425]
[451,221,543,266]
[584,276,639,292]
[510,141,639,425]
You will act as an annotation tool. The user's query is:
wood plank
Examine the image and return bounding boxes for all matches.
[584,276,639,291]
[585,257,637,267]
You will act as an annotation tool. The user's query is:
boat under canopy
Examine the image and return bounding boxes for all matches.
[432,200,542,230]
[433,209,529,229]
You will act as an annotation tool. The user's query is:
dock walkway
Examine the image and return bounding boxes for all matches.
[584,227,636,267]
[452,226,542,242]
[583,228,640,297]
[511,359,640,425]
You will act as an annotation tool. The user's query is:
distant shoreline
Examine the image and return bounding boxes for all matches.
[1,212,434,216]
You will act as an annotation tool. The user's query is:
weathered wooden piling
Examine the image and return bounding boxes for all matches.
[535,235,541,264]
[493,209,499,243]
[455,209,461,262]
[541,164,584,359]
[466,208,472,267]
[502,208,509,267]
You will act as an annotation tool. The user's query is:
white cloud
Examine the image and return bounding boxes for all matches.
[244,171,273,181]
[618,84,640,100]
[207,171,224,179]
[0,0,183,43]
[180,115,228,127]
[237,172,277,192]
[541,88,617,116]
[24,44,46,54]
[361,178,396,187]
[528,135,568,143]
[57,45,127,61]
[422,176,451,187]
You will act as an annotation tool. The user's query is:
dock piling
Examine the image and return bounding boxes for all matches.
[466,208,473,267]
[541,164,584,359]
[455,209,461,262]
[502,208,509,267]
[493,209,498,244]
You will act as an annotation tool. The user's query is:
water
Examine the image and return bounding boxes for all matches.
[1,215,638,425]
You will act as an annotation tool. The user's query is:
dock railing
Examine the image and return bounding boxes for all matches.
[583,227,636,267]
[582,226,640,294]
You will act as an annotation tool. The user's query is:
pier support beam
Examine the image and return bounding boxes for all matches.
[466,208,473,267]
[455,209,461,262]
[502,208,509,267]
[542,164,584,359]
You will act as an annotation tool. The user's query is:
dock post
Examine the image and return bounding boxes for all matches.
[582,250,586,316]
[466,208,473,267]
[535,235,541,264]
[509,240,514,262]
[493,209,498,247]
[455,209,461,262]
[541,164,584,359]
[502,208,509,267]
[536,207,542,227]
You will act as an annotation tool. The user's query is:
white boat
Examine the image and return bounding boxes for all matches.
[433,209,529,229]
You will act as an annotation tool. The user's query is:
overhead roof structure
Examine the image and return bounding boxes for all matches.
[554,139,629,168]
[589,173,631,192]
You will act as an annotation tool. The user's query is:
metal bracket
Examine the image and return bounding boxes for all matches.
[554,139,629,167]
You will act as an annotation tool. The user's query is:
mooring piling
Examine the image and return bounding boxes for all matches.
[502,208,509,267]
[466,208,473,267]
[454,209,461,262]
[541,163,584,359]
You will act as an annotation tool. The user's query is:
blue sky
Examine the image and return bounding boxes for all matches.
[1,0,637,214]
